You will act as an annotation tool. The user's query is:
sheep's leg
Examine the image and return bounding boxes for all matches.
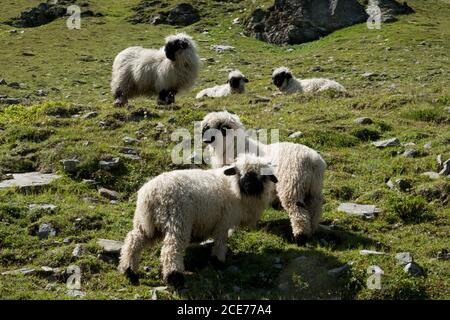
[160,231,189,287]
[280,196,313,244]
[118,227,152,285]
[210,232,228,268]
[306,193,324,235]
[157,89,169,105]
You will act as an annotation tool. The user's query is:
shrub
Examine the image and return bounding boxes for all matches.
[385,195,434,224]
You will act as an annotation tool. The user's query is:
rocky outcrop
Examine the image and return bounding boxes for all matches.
[129,2,200,26]
[244,0,414,45]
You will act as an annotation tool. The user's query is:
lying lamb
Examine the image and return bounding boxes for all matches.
[196,70,249,99]
[272,67,346,94]
[201,111,326,243]
[118,154,277,287]
[111,33,200,106]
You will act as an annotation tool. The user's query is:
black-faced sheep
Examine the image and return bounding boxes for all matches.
[201,111,326,244]
[272,67,346,94]
[111,33,200,106]
[196,70,249,99]
[118,154,277,287]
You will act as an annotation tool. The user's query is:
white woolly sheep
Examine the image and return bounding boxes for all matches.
[272,67,346,94]
[118,154,277,287]
[196,70,249,99]
[111,33,200,106]
[201,111,326,243]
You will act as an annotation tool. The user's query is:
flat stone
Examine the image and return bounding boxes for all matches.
[98,188,119,200]
[0,98,23,105]
[404,262,423,277]
[67,289,86,298]
[0,172,61,191]
[396,252,413,265]
[337,203,382,219]
[362,72,377,78]
[28,204,57,211]
[422,172,440,180]
[61,159,80,173]
[97,239,123,254]
[122,136,140,144]
[372,138,400,148]
[1,267,36,276]
[72,244,84,257]
[99,157,120,170]
[252,95,271,103]
[82,111,98,119]
[210,45,236,53]
[327,262,352,276]
[289,131,304,139]
[355,117,373,125]
[423,142,432,150]
[38,223,56,240]
[403,149,419,158]
[437,249,449,260]
[360,250,385,255]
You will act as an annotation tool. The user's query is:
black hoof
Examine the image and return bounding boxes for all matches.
[294,234,309,246]
[125,267,140,285]
[167,271,185,288]
[210,256,226,270]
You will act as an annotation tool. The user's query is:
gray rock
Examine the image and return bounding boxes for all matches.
[404,262,423,277]
[252,95,271,103]
[0,79,7,85]
[388,179,412,192]
[289,131,304,139]
[38,223,56,240]
[1,267,36,276]
[328,262,353,276]
[422,172,440,180]
[360,250,385,255]
[0,97,23,105]
[0,172,61,190]
[36,89,48,97]
[165,3,200,26]
[272,103,282,111]
[423,142,432,150]
[72,244,84,257]
[211,45,236,53]
[98,188,119,200]
[396,252,413,265]
[123,136,140,144]
[28,203,57,211]
[82,111,98,119]
[355,117,373,125]
[437,249,449,260]
[337,203,382,219]
[155,122,165,131]
[67,289,86,298]
[372,138,400,148]
[97,239,123,254]
[99,157,120,170]
[61,159,80,173]
[403,149,419,158]
[437,154,443,168]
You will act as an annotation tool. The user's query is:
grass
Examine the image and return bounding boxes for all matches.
[0,0,449,300]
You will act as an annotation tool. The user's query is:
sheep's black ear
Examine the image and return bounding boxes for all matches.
[226,80,230,84]
[224,167,237,176]
[285,73,293,80]
[165,42,176,61]
[244,78,249,83]
[268,175,278,183]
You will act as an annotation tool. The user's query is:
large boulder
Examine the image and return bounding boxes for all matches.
[129,2,200,26]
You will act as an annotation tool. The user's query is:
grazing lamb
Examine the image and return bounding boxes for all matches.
[196,70,249,99]
[201,111,326,243]
[118,154,277,287]
[111,33,200,106]
[272,67,346,94]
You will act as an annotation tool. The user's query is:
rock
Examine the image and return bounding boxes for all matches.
[423,142,432,150]
[82,111,98,119]
[97,239,123,254]
[38,223,56,240]
[28,203,57,211]
[272,103,282,111]
[99,157,120,170]
[437,249,449,260]
[0,79,7,85]
[232,18,240,25]
[327,262,352,276]
[63,238,72,244]
[252,95,271,103]
[155,122,165,131]
[289,131,304,139]
[61,159,80,173]
[372,138,400,148]
[98,188,119,200]
[0,172,61,191]
[403,149,419,158]
[355,117,373,125]
[404,262,423,277]
[388,179,412,192]
[166,3,200,26]
[0,97,23,105]
[72,244,84,257]
[1,267,36,276]
[123,136,140,144]
[337,203,382,219]
[67,289,86,298]
[439,159,450,176]
[375,0,415,22]
[396,252,413,265]
[8,82,26,89]
[36,89,48,97]
[360,250,385,255]
[422,172,440,180]
[45,283,57,291]
[211,45,236,53]
[362,72,377,79]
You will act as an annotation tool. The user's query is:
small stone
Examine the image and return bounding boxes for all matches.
[337,203,382,219]
[395,179,412,192]
[252,95,271,103]
[38,223,56,240]
[422,172,440,180]
[123,136,140,144]
[63,238,71,244]
[45,283,57,291]
[396,252,413,265]
[144,266,152,272]
[403,149,419,158]
[82,111,98,119]
[372,138,400,148]
[1,267,36,276]
[36,89,48,97]
[155,122,165,131]
[0,97,23,105]
[423,142,432,150]
[96,239,123,254]
[28,204,57,211]
[311,66,322,72]
[272,103,282,111]
[61,159,80,173]
[211,45,236,53]
[99,157,120,170]
[360,250,385,255]
[362,72,377,79]
[72,244,84,257]
[232,18,240,24]
[404,262,423,277]
[0,172,62,191]
[355,117,373,125]
[98,188,119,200]
[289,131,304,139]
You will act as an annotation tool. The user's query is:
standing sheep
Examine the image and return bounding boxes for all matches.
[111,33,200,106]
[196,70,249,99]
[272,67,346,94]
[201,111,326,243]
[118,154,277,287]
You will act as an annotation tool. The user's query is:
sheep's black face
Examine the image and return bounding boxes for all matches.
[239,171,265,197]
[272,72,292,88]
[202,123,231,144]
[228,77,249,89]
[165,39,190,61]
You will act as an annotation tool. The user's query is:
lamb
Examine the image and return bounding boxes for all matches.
[201,111,326,243]
[196,70,249,99]
[111,33,200,106]
[118,154,277,287]
[272,67,346,94]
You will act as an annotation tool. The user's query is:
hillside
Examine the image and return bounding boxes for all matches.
[0,0,449,300]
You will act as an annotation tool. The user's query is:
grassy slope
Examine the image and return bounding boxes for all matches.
[0,0,449,299]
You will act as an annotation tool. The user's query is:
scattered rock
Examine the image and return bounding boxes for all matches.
[28,203,57,211]
[403,149,419,158]
[422,172,440,180]
[166,3,200,26]
[232,17,240,25]
[289,131,304,139]
[387,179,412,192]
[98,188,119,200]
[423,142,432,150]
[337,203,382,219]
[97,239,123,254]
[327,262,352,277]
[123,136,140,144]
[129,2,200,26]
[36,89,48,97]
[67,289,86,298]
[99,157,120,170]
[355,117,373,125]
[38,223,56,240]
[372,138,400,148]
[360,250,385,255]
[396,252,413,265]
[1,267,36,276]
[211,45,236,53]
[272,103,282,111]
[362,72,377,79]
[404,262,423,277]
[72,244,84,257]
[437,249,449,260]
[0,172,61,191]
[0,79,7,85]
[61,159,80,173]
[0,97,23,105]
[82,111,98,119]
[252,95,271,104]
